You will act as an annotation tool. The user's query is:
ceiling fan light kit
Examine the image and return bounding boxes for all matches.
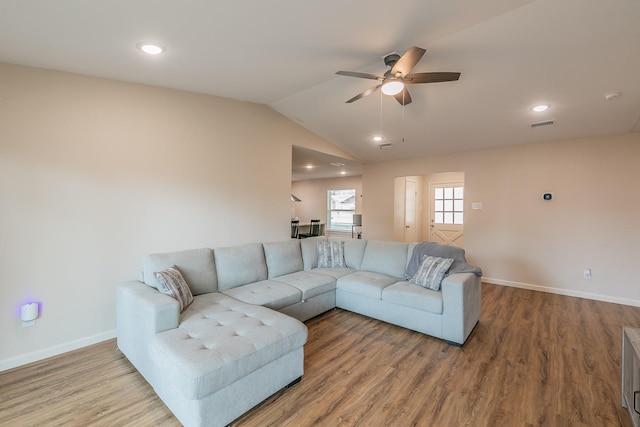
[381,80,404,95]
[336,46,461,106]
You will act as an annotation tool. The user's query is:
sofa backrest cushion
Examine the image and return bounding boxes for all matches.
[330,238,368,270]
[360,240,409,278]
[407,242,418,274]
[214,243,268,291]
[263,240,303,278]
[143,248,217,295]
[300,236,328,270]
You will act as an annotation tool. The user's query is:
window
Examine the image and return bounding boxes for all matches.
[328,189,356,231]
[434,186,463,225]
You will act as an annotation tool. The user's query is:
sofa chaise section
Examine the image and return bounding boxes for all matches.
[150,292,307,427]
[118,248,219,384]
[117,246,309,427]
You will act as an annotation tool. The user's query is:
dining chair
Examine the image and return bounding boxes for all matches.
[298,219,320,239]
[291,220,300,239]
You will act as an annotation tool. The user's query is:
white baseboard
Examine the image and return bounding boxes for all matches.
[0,329,116,372]
[484,277,640,308]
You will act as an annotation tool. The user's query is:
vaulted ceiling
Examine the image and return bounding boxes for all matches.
[1,0,639,167]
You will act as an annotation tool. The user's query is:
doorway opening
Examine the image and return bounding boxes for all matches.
[393,172,465,246]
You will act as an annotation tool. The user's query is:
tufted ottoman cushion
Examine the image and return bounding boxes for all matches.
[150,292,307,400]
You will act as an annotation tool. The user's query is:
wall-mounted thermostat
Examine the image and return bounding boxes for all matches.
[542,192,553,201]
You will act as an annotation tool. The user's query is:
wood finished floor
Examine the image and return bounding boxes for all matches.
[2,283,640,426]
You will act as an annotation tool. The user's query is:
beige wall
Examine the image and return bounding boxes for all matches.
[363,132,640,306]
[291,175,362,236]
[0,62,350,369]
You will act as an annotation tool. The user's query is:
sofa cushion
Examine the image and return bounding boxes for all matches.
[263,240,303,278]
[382,281,443,314]
[143,248,217,295]
[407,243,418,270]
[271,271,336,300]
[330,238,367,270]
[409,255,454,291]
[221,280,301,310]
[317,241,346,268]
[360,240,409,279]
[214,243,267,291]
[310,267,355,279]
[154,266,194,312]
[300,236,327,270]
[150,293,307,400]
[336,271,398,300]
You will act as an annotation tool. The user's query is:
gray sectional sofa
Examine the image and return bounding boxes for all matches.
[116,237,482,427]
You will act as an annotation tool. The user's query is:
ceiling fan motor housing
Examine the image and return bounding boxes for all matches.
[384,53,401,68]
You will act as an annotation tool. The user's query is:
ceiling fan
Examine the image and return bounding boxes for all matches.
[336,46,460,106]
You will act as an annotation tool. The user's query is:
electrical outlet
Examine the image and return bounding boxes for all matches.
[583,268,592,279]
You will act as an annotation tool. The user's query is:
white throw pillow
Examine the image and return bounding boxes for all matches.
[154,266,194,312]
[410,255,454,291]
[317,241,347,268]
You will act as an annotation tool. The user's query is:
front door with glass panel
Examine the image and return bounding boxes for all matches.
[429,183,464,247]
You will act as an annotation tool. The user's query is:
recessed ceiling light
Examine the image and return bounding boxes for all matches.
[137,43,164,55]
[532,104,550,112]
[340,171,346,175]
[604,91,620,100]
[306,165,313,169]
[372,136,382,142]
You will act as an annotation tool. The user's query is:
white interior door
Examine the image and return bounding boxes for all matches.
[429,183,464,247]
[404,179,418,242]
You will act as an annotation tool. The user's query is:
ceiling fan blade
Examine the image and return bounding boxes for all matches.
[394,88,412,106]
[346,84,382,103]
[390,46,426,77]
[405,72,461,84]
[336,71,382,80]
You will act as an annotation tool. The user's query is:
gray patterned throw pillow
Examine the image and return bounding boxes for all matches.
[154,266,194,312]
[409,255,454,291]
[317,241,347,268]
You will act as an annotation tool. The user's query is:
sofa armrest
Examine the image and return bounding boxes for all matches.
[440,273,482,345]
[116,280,180,382]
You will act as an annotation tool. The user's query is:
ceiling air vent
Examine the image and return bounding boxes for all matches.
[531,120,555,128]
[378,143,394,149]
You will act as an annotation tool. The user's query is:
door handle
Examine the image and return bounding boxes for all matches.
[406,225,410,228]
